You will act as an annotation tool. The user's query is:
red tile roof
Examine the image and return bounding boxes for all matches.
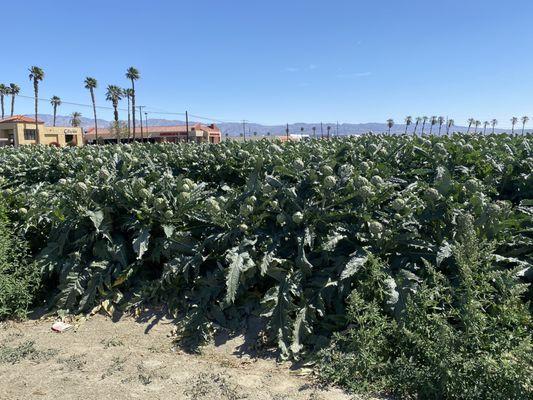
[0,115,44,124]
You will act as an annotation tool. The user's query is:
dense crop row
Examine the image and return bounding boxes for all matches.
[0,134,532,398]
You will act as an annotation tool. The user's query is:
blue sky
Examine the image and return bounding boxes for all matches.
[2,0,533,127]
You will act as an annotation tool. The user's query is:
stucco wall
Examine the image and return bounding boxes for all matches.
[0,122,83,147]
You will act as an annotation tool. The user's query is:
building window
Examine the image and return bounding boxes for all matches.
[24,129,37,140]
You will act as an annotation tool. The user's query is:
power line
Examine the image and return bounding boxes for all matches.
[16,94,129,112]
[13,93,247,124]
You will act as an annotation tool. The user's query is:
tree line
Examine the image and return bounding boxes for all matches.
[386,115,530,135]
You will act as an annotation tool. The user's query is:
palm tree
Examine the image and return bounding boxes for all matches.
[125,67,140,139]
[510,117,518,134]
[312,126,316,138]
[28,66,45,144]
[466,118,475,134]
[70,112,82,127]
[438,116,445,135]
[474,120,481,134]
[106,85,123,122]
[482,121,489,135]
[404,116,412,134]
[84,77,98,142]
[0,84,7,119]
[386,119,394,135]
[446,119,454,135]
[50,96,61,126]
[421,116,428,135]
[491,119,498,134]
[521,116,529,134]
[8,84,20,117]
[124,88,134,139]
[327,125,331,139]
[429,116,437,135]
[413,117,422,135]
[106,85,123,144]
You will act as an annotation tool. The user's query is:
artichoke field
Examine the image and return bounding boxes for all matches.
[0,134,531,365]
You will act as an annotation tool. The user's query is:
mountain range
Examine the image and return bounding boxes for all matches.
[26,114,510,136]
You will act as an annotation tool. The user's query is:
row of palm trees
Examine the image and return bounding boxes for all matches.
[387,116,530,135]
[0,83,21,119]
[87,67,140,142]
[9,66,141,144]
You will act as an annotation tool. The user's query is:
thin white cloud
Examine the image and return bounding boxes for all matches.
[285,65,317,72]
[337,72,372,79]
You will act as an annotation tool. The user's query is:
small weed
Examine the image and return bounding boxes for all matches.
[136,361,169,385]
[57,354,87,371]
[101,355,127,379]
[0,340,58,364]
[185,372,247,400]
[100,337,124,349]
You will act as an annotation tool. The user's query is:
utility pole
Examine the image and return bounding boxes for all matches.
[145,112,149,141]
[186,111,189,143]
[242,120,246,142]
[138,106,144,141]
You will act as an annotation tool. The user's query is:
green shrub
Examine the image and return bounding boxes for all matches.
[318,218,532,399]
[0,200,40,320]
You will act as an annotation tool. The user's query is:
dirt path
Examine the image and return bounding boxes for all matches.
[0,313,361,400]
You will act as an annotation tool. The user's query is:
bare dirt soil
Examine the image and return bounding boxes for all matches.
[0,312,364,400]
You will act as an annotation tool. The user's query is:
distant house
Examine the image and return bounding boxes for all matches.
[85,123,221,144]
[279,134,310,142]
[0,115,83,147]
[227,133,310,142]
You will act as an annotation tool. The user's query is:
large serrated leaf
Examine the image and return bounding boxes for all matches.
[340,254,367,280]
[224,248,254,304]
[133,228,151,260]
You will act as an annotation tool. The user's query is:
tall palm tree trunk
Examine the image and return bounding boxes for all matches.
[34,82,39,144]
[1,96,4,119]
[10,96,15,117]
[127,94,131,140]
[53,105,57,126]
[90,89,98,143]
[522,124,525,135]
[421,122,426,135]
[131,81,136,140]
[113,104,120,144]
[438,124,442,135]
[413,122,418,135]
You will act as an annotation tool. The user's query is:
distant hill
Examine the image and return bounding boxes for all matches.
[27,114,510,136]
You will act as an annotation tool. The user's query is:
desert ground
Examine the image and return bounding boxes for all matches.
[0,312,361,400]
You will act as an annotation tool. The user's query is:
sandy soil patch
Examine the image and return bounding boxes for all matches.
[0,312,364,400]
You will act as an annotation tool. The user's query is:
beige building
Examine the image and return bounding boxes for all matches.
[0,115,83,147]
